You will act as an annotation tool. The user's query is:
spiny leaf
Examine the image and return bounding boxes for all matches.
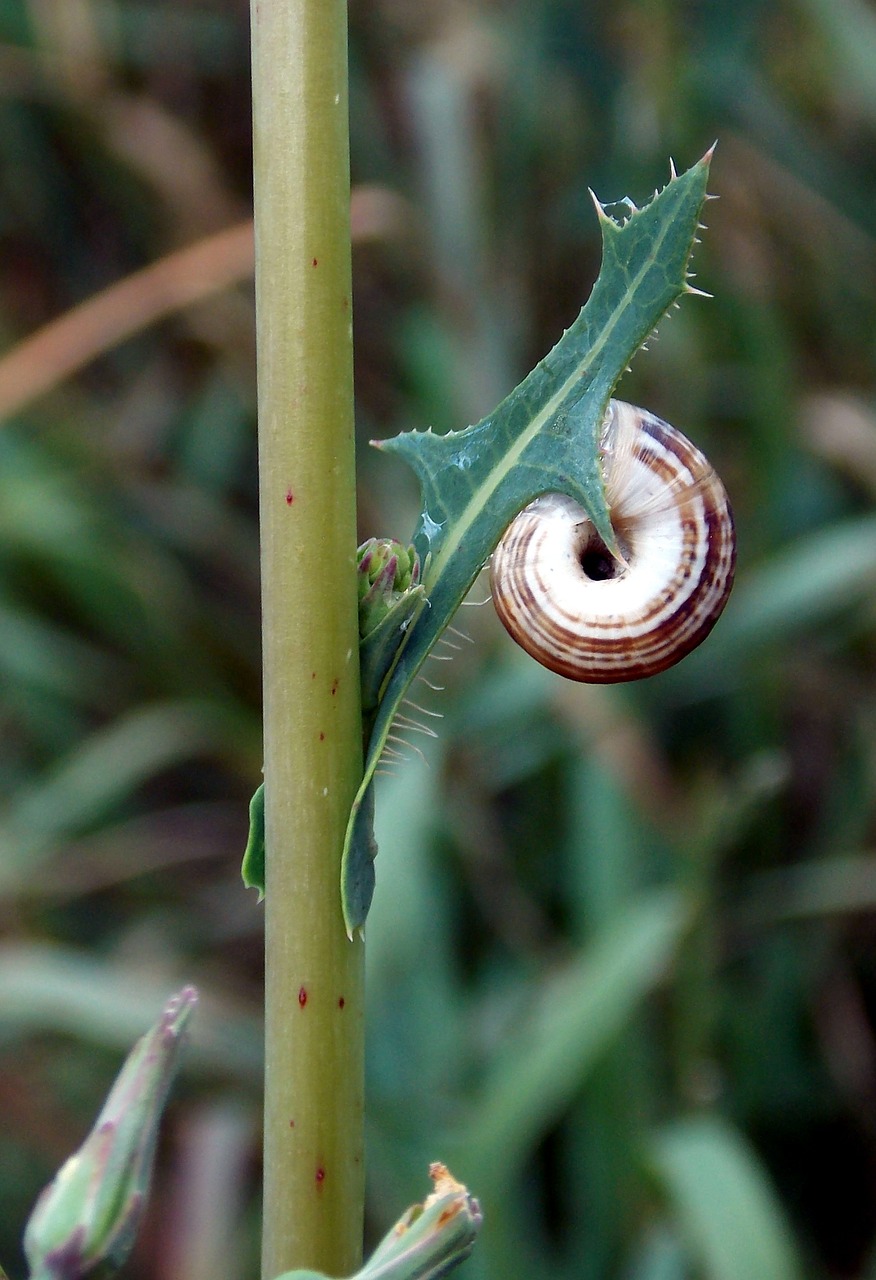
[341,150,714,934]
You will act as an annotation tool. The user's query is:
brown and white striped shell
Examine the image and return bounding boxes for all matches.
[489,400,736,683]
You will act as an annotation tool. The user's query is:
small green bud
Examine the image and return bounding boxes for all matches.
[24,987,197,1280]
[357,538,420,639]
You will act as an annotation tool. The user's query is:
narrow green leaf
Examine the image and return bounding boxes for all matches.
[626,1226,689,1280]
[650,1115,802,1280]
[459,890,691,1192]
[738,852,876,926]
[0,701,227,891]
[342,152,714,933]
[0,942,262,1083]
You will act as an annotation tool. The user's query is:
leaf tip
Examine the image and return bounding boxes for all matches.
[588,188,607,220]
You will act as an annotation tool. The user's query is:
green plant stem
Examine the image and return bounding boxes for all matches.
[250,2,364,1276]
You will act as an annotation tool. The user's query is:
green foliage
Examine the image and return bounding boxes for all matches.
[1,2,876,1279]
[241,783,265,900]
[650,1117,802,1280]
[343,156,712,934]
[456,891,691,1192]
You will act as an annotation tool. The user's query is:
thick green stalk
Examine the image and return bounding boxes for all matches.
[250,3,364,1277]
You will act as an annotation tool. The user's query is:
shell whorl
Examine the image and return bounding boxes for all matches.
[489,400,736,683]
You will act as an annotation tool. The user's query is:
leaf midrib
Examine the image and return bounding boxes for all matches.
[421,203,681,597]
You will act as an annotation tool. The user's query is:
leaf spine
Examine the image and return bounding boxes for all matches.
[447,625,475,644]
[392,713,439,739]
[416,675,446,692]
[402,698,444,719]
[386,732,429,766]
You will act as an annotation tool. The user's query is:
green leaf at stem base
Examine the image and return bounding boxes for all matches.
[241,782,265,899]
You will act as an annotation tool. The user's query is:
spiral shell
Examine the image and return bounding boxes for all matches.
[489,400,736,683]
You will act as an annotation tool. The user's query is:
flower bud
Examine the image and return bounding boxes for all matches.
[358,1164,482,1280]
[357,538,421,639]
[24,987,197,1280]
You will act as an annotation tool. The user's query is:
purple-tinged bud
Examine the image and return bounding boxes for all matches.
[357,538,421,639]
[24,987,197,1280]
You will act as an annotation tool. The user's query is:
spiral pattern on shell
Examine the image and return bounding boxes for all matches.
[489,400,736,683]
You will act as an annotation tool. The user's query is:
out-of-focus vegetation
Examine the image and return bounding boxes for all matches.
[1,1,876,1277]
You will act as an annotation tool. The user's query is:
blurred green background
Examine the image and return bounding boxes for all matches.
[1,1,876,1277]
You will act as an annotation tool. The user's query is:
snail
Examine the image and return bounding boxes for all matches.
[489,400,736,683]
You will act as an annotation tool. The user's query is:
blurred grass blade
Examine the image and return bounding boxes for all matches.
[0,701,228,887]
[367,754,463,1119]
[461,890,690,1190]
[795,0,876,119]
[625,1225,689,1280]
[0,602,116,702]
[650,1116,802,1280]
[724,516,876,645]
[0,942,261,1082]
[738,853,876,925]
[669,514,876,693]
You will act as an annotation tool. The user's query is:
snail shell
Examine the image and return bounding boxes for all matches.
[490,400,736,683]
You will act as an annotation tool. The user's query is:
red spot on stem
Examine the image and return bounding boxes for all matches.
[331,678,339,696]
[285,488,294,505]
[338,996,345,1009]
[298,986,307,1008]
[289,1119,295,1128]
[319,732,325,741]
[315,1166,326,1186]
[312,257,318,267]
